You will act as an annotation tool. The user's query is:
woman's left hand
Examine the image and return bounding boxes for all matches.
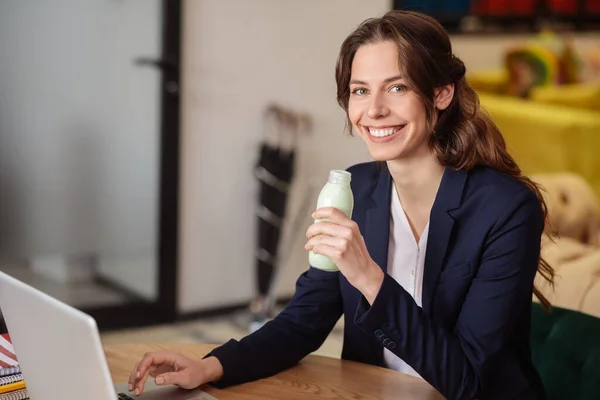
[305,207,384,304]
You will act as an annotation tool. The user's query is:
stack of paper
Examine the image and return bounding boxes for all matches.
[0,335,27,399]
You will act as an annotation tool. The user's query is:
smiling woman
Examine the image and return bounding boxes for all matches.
[347,41,440,160]
[128,10,553,400]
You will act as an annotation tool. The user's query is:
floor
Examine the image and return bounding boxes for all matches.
[100,309,345,359]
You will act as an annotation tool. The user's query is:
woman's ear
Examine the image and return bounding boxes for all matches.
[435,84,455,110]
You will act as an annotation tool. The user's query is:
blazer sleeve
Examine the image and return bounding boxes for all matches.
[206,266,343,388]
[354,188,544,400]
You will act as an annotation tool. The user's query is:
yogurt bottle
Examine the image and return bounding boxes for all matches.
[308,170,354,271]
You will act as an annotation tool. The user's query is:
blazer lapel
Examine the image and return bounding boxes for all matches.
[422,167,468,314]
[364,166,392,274]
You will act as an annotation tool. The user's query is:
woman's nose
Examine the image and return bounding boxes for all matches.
[366,93,389,119]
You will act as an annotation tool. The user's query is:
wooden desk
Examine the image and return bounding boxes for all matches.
[104,343,444,400]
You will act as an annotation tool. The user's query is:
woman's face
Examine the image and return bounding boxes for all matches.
[348,41,432,162]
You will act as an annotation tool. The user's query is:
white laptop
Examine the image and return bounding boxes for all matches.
[0,271,218,399]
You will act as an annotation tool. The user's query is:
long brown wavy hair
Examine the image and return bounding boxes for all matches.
[335,10,555,309]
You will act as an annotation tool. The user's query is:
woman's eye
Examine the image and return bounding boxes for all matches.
[390,85,407,93]
[351,88,368,95]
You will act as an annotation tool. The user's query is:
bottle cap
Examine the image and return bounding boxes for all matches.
[328,169,351,184]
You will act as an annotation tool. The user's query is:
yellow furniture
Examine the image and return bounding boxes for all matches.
[468,70,600,111]
[477,93,600,199]
[467,70,508,94]
[530,83,600,112]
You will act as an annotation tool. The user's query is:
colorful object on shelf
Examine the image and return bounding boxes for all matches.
[504,30,582,97]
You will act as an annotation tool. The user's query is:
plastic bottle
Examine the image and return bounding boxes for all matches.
[308,169,354,271]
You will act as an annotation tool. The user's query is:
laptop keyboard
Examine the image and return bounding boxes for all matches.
[118,393,134,400]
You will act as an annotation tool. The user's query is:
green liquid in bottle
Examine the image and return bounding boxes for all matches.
[308,170,354,271]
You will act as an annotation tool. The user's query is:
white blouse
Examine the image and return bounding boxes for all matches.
[383,184,429,378]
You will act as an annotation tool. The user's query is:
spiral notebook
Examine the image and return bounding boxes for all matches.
[0,388,28,400]
[0,373,25,394]
[0,367,19,379]
[0,374,23,387]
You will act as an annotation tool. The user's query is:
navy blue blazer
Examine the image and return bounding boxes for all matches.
[209,162,547,400]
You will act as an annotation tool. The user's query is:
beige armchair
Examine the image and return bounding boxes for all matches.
[532,173,600,317]
[533,172,600,246]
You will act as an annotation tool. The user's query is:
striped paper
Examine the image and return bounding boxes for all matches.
[0,335,18,367]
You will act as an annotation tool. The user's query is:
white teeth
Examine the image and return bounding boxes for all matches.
[368,127,399,137]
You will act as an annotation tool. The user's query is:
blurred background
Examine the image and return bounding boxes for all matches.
[0,0,599,373]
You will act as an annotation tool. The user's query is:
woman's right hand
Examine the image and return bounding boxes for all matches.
[128,350,223,396]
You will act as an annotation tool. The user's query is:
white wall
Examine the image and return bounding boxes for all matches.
[178,0,386,312]
[0,1,162,299]
[178,0,600,312]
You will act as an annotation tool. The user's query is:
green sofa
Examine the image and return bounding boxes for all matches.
[531,302,600,400]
